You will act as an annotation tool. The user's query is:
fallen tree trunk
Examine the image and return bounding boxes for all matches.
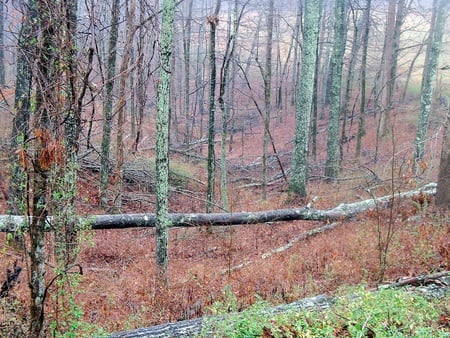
[108,270,450,338]
[0,183,436,232]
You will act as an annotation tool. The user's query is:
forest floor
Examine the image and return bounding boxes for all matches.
[0,98,450,335]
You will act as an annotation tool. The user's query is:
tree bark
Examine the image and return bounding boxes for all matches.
[155,0,176,284]
[114,0,136,212]
[262,0,274,201]
[289,0,321,198]
[0,0,5,86]
[356,0,371,158]
[206,0,221,213]
[0,183,436,232]
[8,0,37,214]
[324,0,347,180]
[414,0,448,163]
[99,0,120,209]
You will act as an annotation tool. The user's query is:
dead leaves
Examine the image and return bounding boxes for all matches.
[15,129,66,171]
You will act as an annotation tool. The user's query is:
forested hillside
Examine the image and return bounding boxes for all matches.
[0,0,449,336]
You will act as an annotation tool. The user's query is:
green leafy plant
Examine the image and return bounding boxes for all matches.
[201,285,449,337]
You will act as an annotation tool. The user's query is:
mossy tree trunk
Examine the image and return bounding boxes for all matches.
[28,0,57,334]
[289,0,321,198]
[8,0,37,215]
[155,0,175,285]
[324,0,347,181]
[414,0,448,163]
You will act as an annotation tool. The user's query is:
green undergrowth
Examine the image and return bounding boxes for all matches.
[200,285,450,337]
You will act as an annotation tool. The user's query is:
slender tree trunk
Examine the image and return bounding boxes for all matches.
[9,0,37,215]
[289,0,321,198]
[57,0,82,267]
[155,0,175,284]
[114,0,136,212]
[356,0,371,158]
[206,0,221,213]
[324,0,347,180]
[0,0,5,86]
[100,0,120,209]
[29,0,57,333]
[340,5,361,162]
[262,0,274,201]
[218,0,244,211]
[436,109,450,209]
[132,3,149,154]
[414,0,447,163]
[182,0,193,145]
[290,1,301,107]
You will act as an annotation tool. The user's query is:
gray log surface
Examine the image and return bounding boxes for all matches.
[108,271,450,338]
[0,183,436,232]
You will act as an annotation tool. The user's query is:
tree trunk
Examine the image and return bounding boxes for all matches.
[206,0,221,213]
[356,0,371,158]
[155,0,175,284]
[99,0,120,209]
[436,109,450,208]
[8,0,37,214]
[108,270,450,338]
[340,5,361,163]
[289,0,321,197]
[218,0,244,211]
[114,0,136,212]
[414,0,448,163]
[262,0,274,201]
[0,0,5,86]
[28,0,57,334]
[132,2,151,154]
[182,0,193,145]
[324,0,347,180]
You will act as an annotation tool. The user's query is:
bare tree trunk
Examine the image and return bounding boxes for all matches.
[100,0,120,209]
[262,0,274,201]
[356,0,371,158]
[0,0,5,86]
[206,0,221,213]
[436,109,450,209]
[114,0,136,212]
[340,5,361,163]
[132,2,151,154]
[218,0,245,211]
[182,0,193,145]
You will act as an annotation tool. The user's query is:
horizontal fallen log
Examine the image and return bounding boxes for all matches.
[109,294,333,338]
[108,270,450,338]
[0,183,437,232]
